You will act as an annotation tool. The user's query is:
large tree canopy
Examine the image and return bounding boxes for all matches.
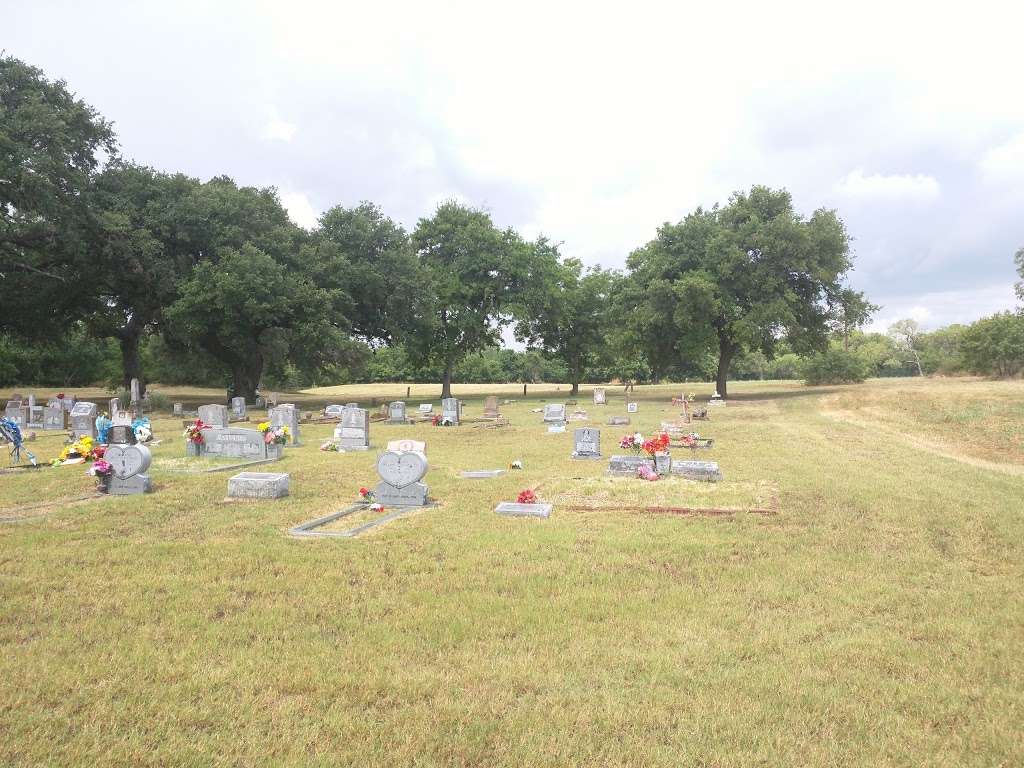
[0,55,116,335]
[627,186,852,396]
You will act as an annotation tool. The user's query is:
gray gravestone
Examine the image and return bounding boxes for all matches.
[43,402,65,430]
[228,472,289,499]
[26,405,44,429]
[495,502,552,518]
[130,378,141,405]
[231,396,246,418]
[441,397,460,425]
[670,460,723,481]
[542,403,566,423]
[269,404,301,445]
[5,400,27,428]
[198,404,229,428]
[334,405,370,450]
[173,402,183,417]
[607,416,631,426]
[374,448,429,506]
[607,455,652,474]
[105,443,152,495]
[109,424,137,445]
[70,402,98,439]
[388,401,407,424]
[483,395,500,418]
[572,428,601,459]
[418,403,433,415]
[325,404,344,418]
[547,423,566,433]
[203,427,280,460]
[593,388,606,405]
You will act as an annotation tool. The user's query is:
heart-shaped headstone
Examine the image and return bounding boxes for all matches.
[104,443,152,479]
[376,450,428,489]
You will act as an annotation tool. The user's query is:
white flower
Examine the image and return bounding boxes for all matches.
[633,432,643,443]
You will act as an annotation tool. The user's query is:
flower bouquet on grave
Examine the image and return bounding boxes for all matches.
[132,416,153,443]
[517,489,538,504]
[637,463,660,482]
[183,419,208,445]
[55,435,102,465]
[319,439,341,452]
[619,432,644,453]
[259,422,289,446]
[431,414,453,427]
[87,458,112,492]
[641,432,671,458]
[359,487,375,502]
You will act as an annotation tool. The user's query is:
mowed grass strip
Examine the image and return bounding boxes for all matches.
[1,380,1022,766]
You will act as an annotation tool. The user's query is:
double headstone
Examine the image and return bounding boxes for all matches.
[269,404,301,445]
[334,405,370,450]
[572,428,601,459]
[202,427,281,460]
[441,397,460,425]
[70,402,98,440]
[106,443,153,495]
[198,404,230,428]
[231,397,247,419]
[374,444,429,507]
[388,401,407,424]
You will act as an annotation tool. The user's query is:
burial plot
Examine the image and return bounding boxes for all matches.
[70,402,98,440]
[441,397,461,425]
[388,401,408,424]
[106,443,153,495]
[228,472,289,499]
[483,396,500,419]
[374,445,429,507]
[231,397,247,419]
[593,387,606,405]
[269,404,301,445]
[198,404,229,428]
[333,405,370,450]
[572,428,602,459]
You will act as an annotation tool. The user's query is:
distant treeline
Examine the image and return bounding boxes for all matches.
[3,55,1022,396]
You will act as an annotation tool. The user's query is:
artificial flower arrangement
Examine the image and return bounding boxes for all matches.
[637,464,660,481]
[87,459,113,491]
[319,439,341,452]
[431,414,453,427]
[132,416,153,443]
[678,432,701,448]
[258,422,289,445]
[619,432,644,453]
[641,432,671,458]
[183,419,208,444]
[359,487,383,512]
[517,489,538,504]
[509,459,523,470]
[53,435,104,465]
[95,414,112,445]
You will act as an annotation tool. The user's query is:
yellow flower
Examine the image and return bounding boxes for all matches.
[281,426,289,435]
[257,421,270,432]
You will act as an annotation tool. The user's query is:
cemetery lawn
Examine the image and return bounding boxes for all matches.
[1,379,1022,767]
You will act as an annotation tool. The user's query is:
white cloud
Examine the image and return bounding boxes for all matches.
[279,190,319,229]
[835,169,941,204]
[868,284,1018,332]
[263,117,297,143]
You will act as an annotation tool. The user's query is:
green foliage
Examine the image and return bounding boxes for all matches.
[145,391,171,412]
[800,345,871,385]
[0,329,118,386]
[960,312,1024,377]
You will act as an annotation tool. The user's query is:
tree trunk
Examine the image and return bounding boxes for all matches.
[716,339,736,398]
[118,327,145,396]
[232,354,263,402]
[441,362,452,399]
[570,380,580,396]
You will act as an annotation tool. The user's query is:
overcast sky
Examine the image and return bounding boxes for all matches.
[7,0,1023,331]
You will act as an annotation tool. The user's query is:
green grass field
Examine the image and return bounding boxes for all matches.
[1,378,1022,766]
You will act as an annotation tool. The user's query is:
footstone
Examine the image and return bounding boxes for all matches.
[607,416,630,426]
[460,469,506,478]
[547,423,566,433]
[670,460,722,481]
[495,502,552,519]
[228,471,290,499]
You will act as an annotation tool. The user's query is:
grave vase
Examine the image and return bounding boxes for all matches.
[265,443,283,460]
[654,453,671,474]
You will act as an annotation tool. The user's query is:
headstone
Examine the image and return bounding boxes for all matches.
[5,400,27,428]
[269,404,301,445]
[173,402,183,417]
[26,394,35,408]
[708,391,726,408]
[441,397,460,425]
[483,396,500,419]
[418,403,433,415]
[70,402,98,439]
[324,404,345,418]
[63,396,75,412]
[228,472,289,499]
[198,404,229,428]
[670,460,722,481]
[26,405,44,429]
[607,416,631,426]
[203,427,281,460]
[231,396,246,418]
[105,443,152,495]
[542,403,566,423]
[109,424,137,445]
[627,402,638,413]
[495,502,552,519]
[43,402,65,430]
[387,438,425,452]
[130,378,141,405]
[333,405,370,450]
[593,388,607,405]
[266,391,279,407]
[607,455,652,474]
[568,409,588,421]
[572,428,601,459]
[388,401,407,424]
[374,447,429,507]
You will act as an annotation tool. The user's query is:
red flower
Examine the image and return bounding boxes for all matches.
[359,487,370,497]
[517,489,537,504]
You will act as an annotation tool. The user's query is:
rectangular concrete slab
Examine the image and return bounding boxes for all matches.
[495,502,552,518]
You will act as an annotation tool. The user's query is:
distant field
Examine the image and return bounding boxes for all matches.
[1,377,1021,766]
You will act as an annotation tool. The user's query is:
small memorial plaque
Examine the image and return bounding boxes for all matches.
[495,502,552,519]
